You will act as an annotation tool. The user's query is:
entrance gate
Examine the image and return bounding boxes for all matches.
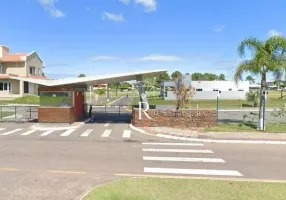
[89,104,134,123]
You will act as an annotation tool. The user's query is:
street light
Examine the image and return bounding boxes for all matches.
[216,90,221,124]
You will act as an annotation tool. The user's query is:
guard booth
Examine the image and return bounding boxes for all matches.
[38,86,86,123]
[12,69,168,124]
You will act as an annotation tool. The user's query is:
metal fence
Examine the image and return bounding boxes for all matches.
[0,106,38,122]
[87,104,134,123]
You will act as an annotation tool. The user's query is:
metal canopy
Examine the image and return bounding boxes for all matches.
[10,69,168,87]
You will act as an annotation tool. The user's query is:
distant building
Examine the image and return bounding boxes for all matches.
[160,76,249,100]
[0,45,48,99]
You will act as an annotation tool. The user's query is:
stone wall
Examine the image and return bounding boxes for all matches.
[132,109,216,128]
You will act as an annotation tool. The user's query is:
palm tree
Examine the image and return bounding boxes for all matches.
[245,75,255,83]
[234,36,286,130]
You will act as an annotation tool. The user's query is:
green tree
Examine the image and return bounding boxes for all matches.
[234,36,286,130]
[155,72,170,86]
[78,74,86,77]
[218,74,226,81]
[246,75,255,83]
[191,73,202,80]
[171,71,182,80]
[96,88,106,96]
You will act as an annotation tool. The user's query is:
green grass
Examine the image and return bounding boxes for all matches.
[1,112,14,118]
[83,178,286,200]
[205,123,286,133]
[0,96,39,105]
[130,96,286,109]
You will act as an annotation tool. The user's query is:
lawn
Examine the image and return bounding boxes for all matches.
[205,123,286,133]
[130,91,286,109]
[83,178,286,200]
[0,111,15,118]
[0,96,39,105]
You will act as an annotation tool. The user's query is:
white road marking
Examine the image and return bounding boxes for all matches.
[122,130,131,138]
[143,157,225,163]
[102,129,112,137]
[0,128,6,131]
[144,168,243,177]
[142,142,203,146]
[40,130,54,137]
[80,129,94,137]
[1,128,22,136]
[60,129,76,137]
[20,130,36,136]
[142,149,213,153]
[104,123,110,127]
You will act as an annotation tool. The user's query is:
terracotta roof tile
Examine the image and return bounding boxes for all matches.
[0,53,28,62]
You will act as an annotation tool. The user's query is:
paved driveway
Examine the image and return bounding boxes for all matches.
[1,122,286,200]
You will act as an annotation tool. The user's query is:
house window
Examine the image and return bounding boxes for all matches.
[229,88,232,91]
[38,68,41,75]
[29,66,36,75]
[0,81,11,91]
[0,64,2,74]
[238,89,244,91]
[196,89,203,91]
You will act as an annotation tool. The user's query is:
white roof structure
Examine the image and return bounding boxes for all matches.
[10,69,168,87]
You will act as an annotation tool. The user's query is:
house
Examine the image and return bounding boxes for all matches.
[160,75,250,100]
[0,45,48,99]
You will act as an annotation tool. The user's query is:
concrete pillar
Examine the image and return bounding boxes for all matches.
[19,80,24,96]
[136,75,148,109]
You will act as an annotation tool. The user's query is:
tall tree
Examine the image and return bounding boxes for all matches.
[78,74,86,77]
[171,71,182,80]
[245,75,255,83]
[218,74,226,81]
[155,72,170,86]
[234,36,286,130]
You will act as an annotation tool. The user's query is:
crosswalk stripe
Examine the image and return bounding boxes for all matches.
[143,157,225,163]
[80,129,94,137]
[20,130,36,136]
[142,149,213,153]
[122,130,131,138]
[0,128,22,136]
[142,142,203,146]
[144,167,243,176]
[104,123,110,127]
[40,130,54,137]
[102,129,112,137]
[60,129,76,137]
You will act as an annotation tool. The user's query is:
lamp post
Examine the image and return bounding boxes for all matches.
[216,90,221,124]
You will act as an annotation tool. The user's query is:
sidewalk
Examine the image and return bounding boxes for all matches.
[132,126,286,142]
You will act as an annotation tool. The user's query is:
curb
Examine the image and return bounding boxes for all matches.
[31,122,84,131]
[129,124,286,145]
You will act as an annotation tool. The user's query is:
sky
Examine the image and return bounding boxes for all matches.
[1,0,286,80]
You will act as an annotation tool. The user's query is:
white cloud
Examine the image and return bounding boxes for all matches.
[91,56,119,61]
[101,12,126,22]
[119,0,131,5]
[139,54,183,62]
[135,0,157,12]
[120,0,157,12]
[213,24,225,32]
[268,29,283,37]
[38,0,65,17]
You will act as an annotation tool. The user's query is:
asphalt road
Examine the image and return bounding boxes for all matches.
[0,122,286,200]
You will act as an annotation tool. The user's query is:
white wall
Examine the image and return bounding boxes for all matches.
[192,81,249,92]
[163,81,249,100]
